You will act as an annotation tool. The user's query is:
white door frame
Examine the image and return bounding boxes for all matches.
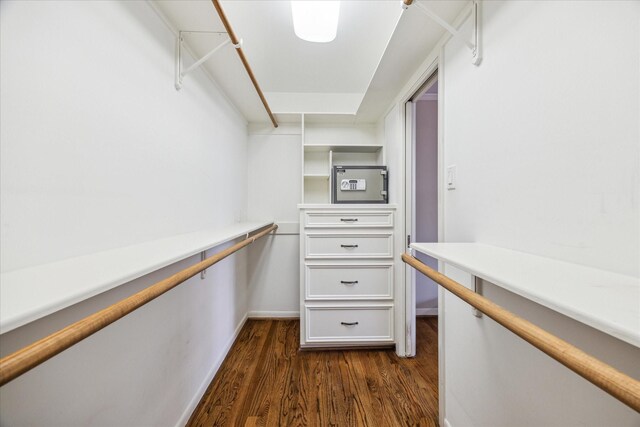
[400,52,446,426]
[401,57,442,357]
[404,100,417,356]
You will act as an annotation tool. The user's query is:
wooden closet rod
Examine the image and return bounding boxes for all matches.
[0,224,278,387]
[402,253,640,413]
[211,0,278,128]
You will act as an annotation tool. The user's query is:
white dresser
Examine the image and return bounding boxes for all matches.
[299,205,395,348]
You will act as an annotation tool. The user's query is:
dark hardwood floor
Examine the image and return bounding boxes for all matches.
[187,317,439,427]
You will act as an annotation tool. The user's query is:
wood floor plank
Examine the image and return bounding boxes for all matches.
[186,320,272,427]
[235,321,278,425]
[188,317,439,427]
[268,320,302,426]
[343,352,378,426]
[357,350,404,426]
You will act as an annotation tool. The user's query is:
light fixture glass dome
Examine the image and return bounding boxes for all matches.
[291,1,340,43]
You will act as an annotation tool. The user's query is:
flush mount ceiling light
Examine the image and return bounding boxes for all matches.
[291,1,340,43]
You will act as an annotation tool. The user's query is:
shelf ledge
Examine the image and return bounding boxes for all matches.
[0,221,273,334]
[298,204,397,209]
[410,243,640,348]
[304,144,383,153]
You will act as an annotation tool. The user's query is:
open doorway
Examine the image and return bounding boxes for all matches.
[404,70,440,357]
[414,81,439,317]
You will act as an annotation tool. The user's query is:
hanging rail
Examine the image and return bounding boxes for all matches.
[401,253,640,413]
[0,224,278,387]
[211,0,278,128]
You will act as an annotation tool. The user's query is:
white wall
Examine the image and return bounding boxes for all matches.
[415,100,439,311]
[0,248,249,427]
[444,1,639,277]
[441,264,640,427]
[246,124,302,317]
[0,1,251,425]
[441,1,640,425]
[0,2,248,273]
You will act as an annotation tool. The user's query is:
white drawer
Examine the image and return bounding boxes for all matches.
[305,306,393,343]
[305,211,393,228]
[305,233,393,258]
[305,264,393,300]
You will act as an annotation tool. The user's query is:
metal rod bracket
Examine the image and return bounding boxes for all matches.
[200,251,207,279]
[470,1,482,66]
[175,31,231,91]
[472,276,483,318]
[408,0,482,66]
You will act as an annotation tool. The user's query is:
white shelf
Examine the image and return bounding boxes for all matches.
[0,221,273,334]
[410,243,640,348]
[304,144,383,153]
[304,174,330,179]
[299,204,397,209]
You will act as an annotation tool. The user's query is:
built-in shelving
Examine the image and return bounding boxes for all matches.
[298,115,396,349]
[301,116,385,204]
[302,145,384,203]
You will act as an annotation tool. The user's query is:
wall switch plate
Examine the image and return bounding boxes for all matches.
[446,165,457,190]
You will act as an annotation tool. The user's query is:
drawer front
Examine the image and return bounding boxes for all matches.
[305,212,393,228]
[306,306,393,343]
[305,233,393,258]
[306,264,393,300]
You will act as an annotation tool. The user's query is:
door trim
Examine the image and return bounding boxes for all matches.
[400,53,444,425]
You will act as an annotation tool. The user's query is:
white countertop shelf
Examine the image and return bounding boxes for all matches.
[410,243,640,348]
[0,221,273,334]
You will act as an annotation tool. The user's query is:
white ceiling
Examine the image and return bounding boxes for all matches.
[150,0,469,124]
[221,1,401,94]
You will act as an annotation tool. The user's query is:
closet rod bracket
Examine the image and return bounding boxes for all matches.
[200,251,207,279]
[175,31,231,91]
[404,0,482,66]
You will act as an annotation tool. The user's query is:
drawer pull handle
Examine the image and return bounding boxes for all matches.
[340,218,358,222]
[340,322,359,326]
[340,244,359,248]
[340,280,358,285]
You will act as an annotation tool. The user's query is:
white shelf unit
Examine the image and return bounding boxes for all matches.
[298,116,395,349]
[301,117,385,204]
[303,145,384,204]
[301,119,385,204]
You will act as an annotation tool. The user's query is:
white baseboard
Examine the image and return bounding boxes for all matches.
[175,313,249,427]
[247,310,300,319]
[417,307,438,316]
